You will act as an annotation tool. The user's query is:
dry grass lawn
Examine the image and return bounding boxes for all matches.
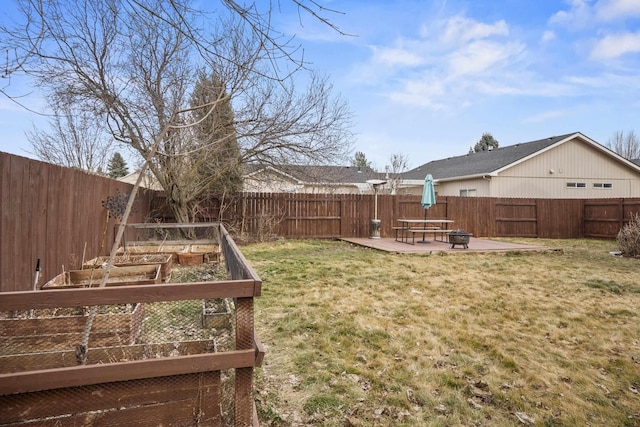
[243,238,640,427]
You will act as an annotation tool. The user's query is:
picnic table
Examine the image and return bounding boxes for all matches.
[395,219,455,244]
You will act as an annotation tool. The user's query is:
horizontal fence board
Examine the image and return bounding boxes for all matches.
[0,280,260,311]
[0,349,255,395]
[0,372,220,425]
[0,340,215,373]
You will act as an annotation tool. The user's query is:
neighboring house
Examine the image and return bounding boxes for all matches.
[243,164,387,194]
[402,132,640,198]
[118,169,163,191]
[118,164,389,194]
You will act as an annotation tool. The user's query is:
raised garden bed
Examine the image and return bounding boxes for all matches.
[203,298,233,330]
[0,223,262,427]
[118,242,221,265]
[42,264,161,289]
[178,252,204,266]
[0,303,145,368]
[84,253,174,281]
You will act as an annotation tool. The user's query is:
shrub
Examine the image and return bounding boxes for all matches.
[616,213,640,257]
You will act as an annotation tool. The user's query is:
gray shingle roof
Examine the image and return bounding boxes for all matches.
[245,164,386,184]
[403,133,578,180]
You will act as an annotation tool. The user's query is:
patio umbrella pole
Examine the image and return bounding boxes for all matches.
[418,174,436,243]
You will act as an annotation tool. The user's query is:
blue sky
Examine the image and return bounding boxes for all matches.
[2,0,640,170]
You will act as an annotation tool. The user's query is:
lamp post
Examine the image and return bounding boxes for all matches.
[366,179,387,239]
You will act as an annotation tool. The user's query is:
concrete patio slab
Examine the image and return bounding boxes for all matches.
[340,237,545,254]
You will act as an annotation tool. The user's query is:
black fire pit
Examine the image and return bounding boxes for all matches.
[448,229,472,249]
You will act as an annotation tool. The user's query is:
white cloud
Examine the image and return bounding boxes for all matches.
[440,15,509,44]
[387,86,448,110]
[353,13,533,112]
[523,110,567,123]
[371,45,425,67]
[541,30,556,43]
[352,8,637,115]
[590,31,640,59]
[447,40,525,76]
[474,79,577,97]
[550,0,593,24]
[595,0,640,21]
[550,0,640,28]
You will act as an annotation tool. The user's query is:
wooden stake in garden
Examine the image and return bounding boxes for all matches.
[76,123,171,365]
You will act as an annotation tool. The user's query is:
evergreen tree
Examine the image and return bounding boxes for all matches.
[190,72,243,195]
[474,132,500,152]
[351,151,372,170]
[107,152,129,178]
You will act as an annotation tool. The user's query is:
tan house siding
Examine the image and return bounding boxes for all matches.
[436,178,491,197]
[500,138,635,179]
[243,168,367,194]
[494,137,640,198]
[396,186,422,196]
[406,134,640,198]
[243,171,302,193]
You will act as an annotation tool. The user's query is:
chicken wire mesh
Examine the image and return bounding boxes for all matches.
[0,254,249,426]
[0,373,225,426]
[120,222,222,245]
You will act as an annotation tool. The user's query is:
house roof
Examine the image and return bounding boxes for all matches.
[244,164,385,185]
[403,132,640,181]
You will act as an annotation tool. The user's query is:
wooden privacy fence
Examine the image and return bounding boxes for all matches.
[0,153,157,293]
[3,150,639,290]
[153,193,640,241]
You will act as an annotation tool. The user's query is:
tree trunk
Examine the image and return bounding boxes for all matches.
[166,190,197,239]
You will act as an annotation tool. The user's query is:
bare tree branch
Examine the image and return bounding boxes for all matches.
[607,130,640,160]
[2,0,354,223]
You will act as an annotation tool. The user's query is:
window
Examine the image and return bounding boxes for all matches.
[566,182,586,189]
[593,183,613,189]
[459,189,477,197]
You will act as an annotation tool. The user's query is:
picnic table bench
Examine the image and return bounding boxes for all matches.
[395,219,455,244]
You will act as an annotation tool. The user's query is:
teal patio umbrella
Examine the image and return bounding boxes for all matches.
[416,174,436,243]
[421,174,436,216]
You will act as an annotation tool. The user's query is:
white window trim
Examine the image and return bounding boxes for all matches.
[566,182,586,189]
[593,183,613,189]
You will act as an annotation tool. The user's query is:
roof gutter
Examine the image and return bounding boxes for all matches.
[432,172,499,183]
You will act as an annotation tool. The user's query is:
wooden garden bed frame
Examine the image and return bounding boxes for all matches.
[42,264,162,289]
[84,253,175,281]
[0,223,264,427]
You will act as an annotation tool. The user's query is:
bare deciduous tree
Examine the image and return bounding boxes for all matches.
[385,153,409,195]
[607,130,640,160]
[1,0,354,223]
[26,96,113,173]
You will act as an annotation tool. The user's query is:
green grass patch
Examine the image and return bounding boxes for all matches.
[302,393,343,415]
[246,238,639,426]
